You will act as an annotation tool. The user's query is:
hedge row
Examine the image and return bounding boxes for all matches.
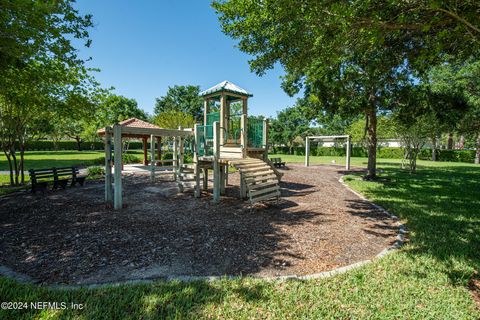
[271,146,477,163]
[22,140,146,151]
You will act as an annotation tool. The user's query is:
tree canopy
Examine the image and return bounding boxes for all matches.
[269,105,310,153]
[154,85,203,121]
[213,0,480,177]
[0,0,93,73]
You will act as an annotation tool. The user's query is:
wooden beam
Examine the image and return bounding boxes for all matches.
[178,126,184,169]
[213,121,220,203]
[120,126,193,138]
[157,137,161,162]
[113,124,123,210]
[220,93,226,145]
[150,134,155,182]
[194,124,201,198]
[305,136,310,167]
[173,136,178,181]
[203,168,208,190]
[203,99,209,126]
[143,137,148,165]
[241,114,247,158]
[346,136,351,170]
[262,119,269,160]
[104,126,113,203]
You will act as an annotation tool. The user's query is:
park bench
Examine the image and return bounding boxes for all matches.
[28,167,86,193]
[270,157,286,168]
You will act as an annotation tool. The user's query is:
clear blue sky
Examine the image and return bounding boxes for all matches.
[75,1,299,117]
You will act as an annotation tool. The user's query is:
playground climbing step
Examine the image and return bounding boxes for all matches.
[177,164,201,192]
[229,158,281,205]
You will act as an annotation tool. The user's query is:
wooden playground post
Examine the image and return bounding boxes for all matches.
[194,124,201,198]
[220,93,226,144]
[346,136,351,170]
[150,134,155,182]
[241,114,247,158]
[305,137,310,167]
[203,99,209,126]
[213,121,220,203]
[178,126,184,169]
[157,137,161,162]
[104,126,113,202]
[113,124,123,210]
[263,119,268,160]
[203,169,208,190]
[142,137,148,165]
[173,135,178,181]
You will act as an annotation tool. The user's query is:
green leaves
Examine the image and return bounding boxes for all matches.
[154,85,203,121]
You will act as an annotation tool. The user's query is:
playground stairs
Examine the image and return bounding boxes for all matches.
[177,164,201,191]
[229,157,282,204]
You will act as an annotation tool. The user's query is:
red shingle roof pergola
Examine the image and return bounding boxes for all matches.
[97,118,163,165]
[97,118,162,138]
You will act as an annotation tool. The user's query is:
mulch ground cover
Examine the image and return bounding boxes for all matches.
[0,164,398,285]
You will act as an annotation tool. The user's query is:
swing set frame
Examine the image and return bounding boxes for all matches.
[305,135,352,170]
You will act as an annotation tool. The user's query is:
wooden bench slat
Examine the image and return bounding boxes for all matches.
[29,166,86,193]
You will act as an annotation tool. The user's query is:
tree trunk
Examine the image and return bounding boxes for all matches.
[458,135,465,149]
[431,137,437,161]
[19,143,25,184]
[475,133,480,165]
[365,104,377,179]
[4,151,14,186]
[12,150,18,185]
[447,133,453,150]
[75,136,82,151]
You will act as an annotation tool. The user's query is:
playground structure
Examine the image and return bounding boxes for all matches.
[101,81,282,210]
[305,135,352,170]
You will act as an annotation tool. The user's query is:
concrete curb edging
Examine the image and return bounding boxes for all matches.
[0,174,407,290]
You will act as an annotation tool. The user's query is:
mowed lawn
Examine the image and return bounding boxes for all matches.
[0,150,144,172]
[0,153,479,319]
[0,150,144,188]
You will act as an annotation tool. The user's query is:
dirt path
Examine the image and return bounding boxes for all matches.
[0,164,398,285]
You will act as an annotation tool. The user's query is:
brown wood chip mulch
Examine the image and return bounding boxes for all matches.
[0,164,398,285]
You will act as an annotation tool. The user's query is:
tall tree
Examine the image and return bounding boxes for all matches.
[0,0,96,185]
[99,94,147,125]
[429,61,480,163]
[154,85,203,121]
[0,0,92,74]
[213,0,480,178]
[213,1,412,178]
[269,106,310,154]
[347,116,397,146]
[154,111,195,129]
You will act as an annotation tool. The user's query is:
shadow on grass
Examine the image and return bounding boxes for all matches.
[0,276,274,319]
[343,165,480,285]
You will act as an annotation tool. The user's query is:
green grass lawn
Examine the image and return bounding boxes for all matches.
[0,153,479,319]
[0,150,144,188]
[0,150,145,172]
[274,153,477,168]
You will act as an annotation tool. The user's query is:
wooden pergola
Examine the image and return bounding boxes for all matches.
[98,118,193,210]
[98,118,163,165]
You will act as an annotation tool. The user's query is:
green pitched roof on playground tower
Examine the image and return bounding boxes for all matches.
[199,80,253,97]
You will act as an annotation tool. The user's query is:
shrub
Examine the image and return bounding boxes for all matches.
[271,146,476,163]
[22,140,145,151]
[92,157,105,165]
[122,153,141,164]
[87,166,105,177]
[377,147,404,159]
[162,152,173,160]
